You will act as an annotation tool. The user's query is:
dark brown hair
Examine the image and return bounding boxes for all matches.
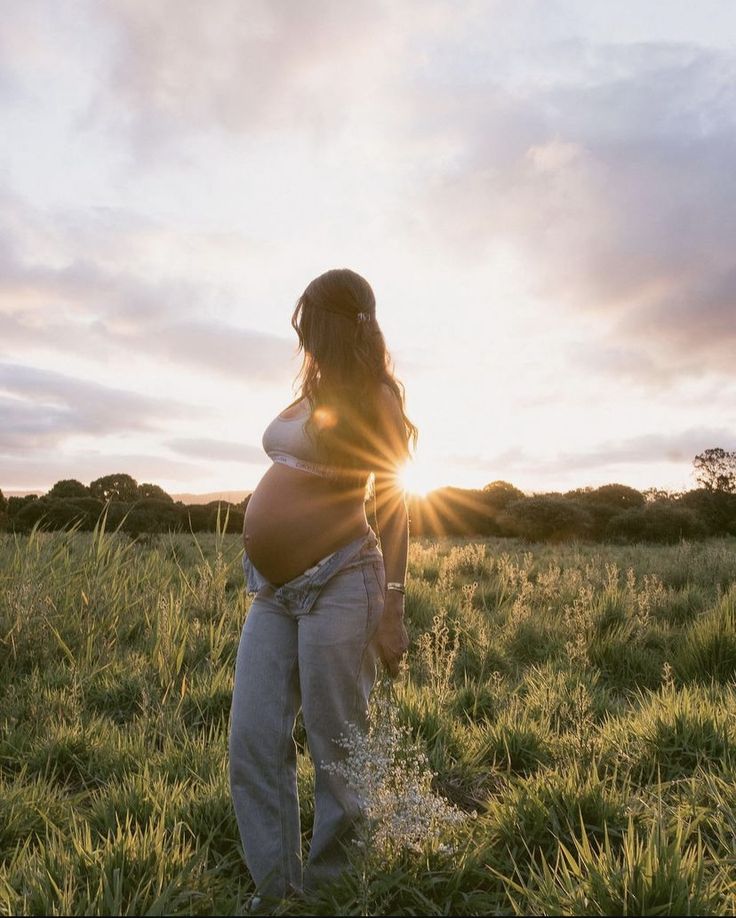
[289,268,418,489]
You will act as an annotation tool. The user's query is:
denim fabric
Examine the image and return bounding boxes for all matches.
[229,528,385,901]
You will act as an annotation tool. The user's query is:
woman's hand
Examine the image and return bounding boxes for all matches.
[375,592,409,678]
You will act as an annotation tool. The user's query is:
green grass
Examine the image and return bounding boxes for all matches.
[2,522,736,914]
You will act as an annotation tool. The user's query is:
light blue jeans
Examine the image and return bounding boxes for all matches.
[229,528,385,900]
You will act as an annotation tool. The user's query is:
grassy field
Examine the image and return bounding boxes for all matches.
[2,522,736,915]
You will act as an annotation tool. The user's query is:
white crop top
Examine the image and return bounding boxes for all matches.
[262,400,346,480]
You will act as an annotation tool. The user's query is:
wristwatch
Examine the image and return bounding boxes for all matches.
[386,582,406,594]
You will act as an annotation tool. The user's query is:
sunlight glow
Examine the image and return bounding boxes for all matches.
[398,455,444,497]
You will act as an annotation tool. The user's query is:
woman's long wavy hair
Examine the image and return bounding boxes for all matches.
[288,268,418,490]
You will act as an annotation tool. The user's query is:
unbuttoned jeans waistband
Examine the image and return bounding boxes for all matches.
[242,528,383,616]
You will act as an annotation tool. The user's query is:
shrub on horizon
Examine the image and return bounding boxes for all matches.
[89,473,140,503]
[607,503,707,544]
[46,479,90,500]
[500,495,594,542]
[680,488,736,536]
[122,499,184,535]
[481,480,525,510]
[6,494,38,517]
[137,483,173,502]
[12,497,105,532]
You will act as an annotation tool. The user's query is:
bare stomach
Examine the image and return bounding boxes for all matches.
[243,463,369,586]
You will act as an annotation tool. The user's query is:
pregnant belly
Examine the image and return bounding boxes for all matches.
[244,463,369,586]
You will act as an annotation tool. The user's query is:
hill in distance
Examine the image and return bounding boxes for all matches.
[170,490,252,505]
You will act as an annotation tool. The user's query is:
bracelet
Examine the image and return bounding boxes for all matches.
[386,582,406,594]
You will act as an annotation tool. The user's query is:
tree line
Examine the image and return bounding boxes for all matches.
[407,448,736,543]
[0,473,246,536]
[1,448,735,543]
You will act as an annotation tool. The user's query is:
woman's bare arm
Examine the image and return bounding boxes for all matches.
[372,385,411,677]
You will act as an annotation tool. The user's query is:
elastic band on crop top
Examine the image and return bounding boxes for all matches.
[270,451,343,480]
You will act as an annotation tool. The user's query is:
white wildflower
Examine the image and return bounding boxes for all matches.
[322,685,471,864]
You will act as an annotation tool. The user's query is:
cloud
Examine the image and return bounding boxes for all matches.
[0,362,198,451]
[446,446,529,472]
[0,189,295,381]
[83,0,409,155]
[0,1,64,103]
[410,40,736,380]
[1,313,295,384]
[146,322,295,381]
[167,437,265,464]
[565,342,672,385]
[441,427,734,489]
[0,451,206,491]
[554,427,736,471]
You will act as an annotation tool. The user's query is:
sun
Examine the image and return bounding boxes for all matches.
[398,455,443,498]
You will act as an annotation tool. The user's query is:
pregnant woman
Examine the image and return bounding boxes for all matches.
[229,268,418,906]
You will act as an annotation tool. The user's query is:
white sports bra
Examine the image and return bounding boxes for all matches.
[261,400,345,480]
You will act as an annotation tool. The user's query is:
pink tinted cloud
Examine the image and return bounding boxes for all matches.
[406,41,736,379]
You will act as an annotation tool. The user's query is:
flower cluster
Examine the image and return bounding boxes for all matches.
[323,687,470,863]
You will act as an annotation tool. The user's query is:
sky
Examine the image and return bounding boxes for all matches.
[1,0,736,497]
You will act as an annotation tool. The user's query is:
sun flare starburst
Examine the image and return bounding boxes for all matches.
[398,456,443,498]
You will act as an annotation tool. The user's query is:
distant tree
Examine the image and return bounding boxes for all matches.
[138,483,173,502]
[96,500,129,530]
[418,486,497,536]
[588,483,645,510]
[24,497,105,531]
[642,487,677,503]
[7,494,38,516]
[560,484,644,539]
[204,500,244,533]
[13,498,51,530]
[501,495,594,542]
[564,487,593,499]
[481,480,525,511]
[681,488,736,536]
[235,494,252,511]
[0,488,5,512]
[607,504,706,543]
[66,497,105,529]
[46,479,89,499]
[693,448,736,493]
[123,498,183,535]
[90,473,140,503]
[184,504,211,532]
